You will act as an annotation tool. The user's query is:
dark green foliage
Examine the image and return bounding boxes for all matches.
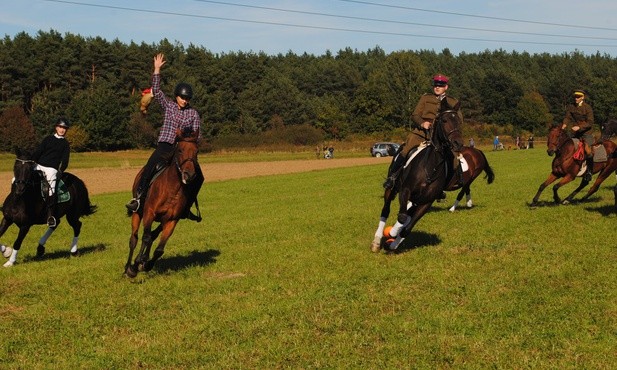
[0,105,36,152]
[2,30,617,151]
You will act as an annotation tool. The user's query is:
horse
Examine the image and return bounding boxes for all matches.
[125,127,201,278]
[371,98,464,252]
[444,146,495,212]
[530,124,617,207]
[0,150,97,267]
[600,118,617,211]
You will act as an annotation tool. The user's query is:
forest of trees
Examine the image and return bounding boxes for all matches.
[1,29,617,152]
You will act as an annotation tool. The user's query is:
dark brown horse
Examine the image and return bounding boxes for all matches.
[444,146,495,212]
[600,118,617,211]
[125,128,201,277]
[0,151,96,267]
[531,125,617,206]
[371,98,464,252]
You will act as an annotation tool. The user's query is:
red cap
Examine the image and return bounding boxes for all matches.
[432,74,449,87]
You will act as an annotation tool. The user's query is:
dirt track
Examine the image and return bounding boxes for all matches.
[0,157,390,196]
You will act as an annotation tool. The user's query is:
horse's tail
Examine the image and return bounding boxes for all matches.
[480,151,495,184]
[65,173,97,216]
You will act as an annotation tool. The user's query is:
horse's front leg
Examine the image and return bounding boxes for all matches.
[531,173,558,206]
[552,175,576,204]
[125,213,142,278]
[144,220,178,272]
[0,218,15,260]
[3,225,31,267]
[389,203,433,251]
[371,188,395,253]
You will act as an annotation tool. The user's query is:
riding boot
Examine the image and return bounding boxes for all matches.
[125,186,145,212]
[46,192,57,228]
[383,154,407,190]
[583,156,593,182]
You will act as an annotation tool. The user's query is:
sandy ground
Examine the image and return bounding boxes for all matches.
[0,157,390,196]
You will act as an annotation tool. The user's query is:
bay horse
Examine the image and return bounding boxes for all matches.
[125,127,201,278]
[600,118,617,211]
[371,98,464,252]
[530,124,617,206]
[444,146,495,212]
[0,150,97,267]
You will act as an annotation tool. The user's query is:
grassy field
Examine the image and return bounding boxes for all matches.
[0,148,615,368]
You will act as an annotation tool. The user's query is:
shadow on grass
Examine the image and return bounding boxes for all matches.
[585,204,617,216]
[24,243,107,262]
[153,249,220,274]
[385,231,441,254]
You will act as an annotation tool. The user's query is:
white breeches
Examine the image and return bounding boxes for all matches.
[36,164,58,196]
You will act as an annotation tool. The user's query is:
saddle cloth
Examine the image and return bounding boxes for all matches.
[40,179,70,203]
[403,142,469,172]
[572,138,608,162]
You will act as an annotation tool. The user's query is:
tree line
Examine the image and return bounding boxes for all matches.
[1,29,617,152]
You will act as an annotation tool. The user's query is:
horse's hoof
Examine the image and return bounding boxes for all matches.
[3,260,14,268]
[371,241,382,253]
[124,266,137,278]
[144,261,155,272]
[137,263,146,272]
[561,200,570,205]
[36,244,45,258]
[71,250,80,257]
[2,245,12,258]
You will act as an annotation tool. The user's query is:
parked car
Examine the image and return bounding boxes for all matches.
[370,142,400,157]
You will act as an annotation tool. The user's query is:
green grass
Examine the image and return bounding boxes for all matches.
[0,148,615,368]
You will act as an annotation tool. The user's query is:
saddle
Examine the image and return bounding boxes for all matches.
[36,172,70,203]
[572,138,607,162]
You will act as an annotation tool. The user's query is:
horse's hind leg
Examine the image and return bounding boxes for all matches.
[581,166,615,201]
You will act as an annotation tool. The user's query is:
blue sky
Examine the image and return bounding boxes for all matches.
[2,0,617,56]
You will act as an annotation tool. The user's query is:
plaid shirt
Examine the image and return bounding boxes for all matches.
[152,73,201,144]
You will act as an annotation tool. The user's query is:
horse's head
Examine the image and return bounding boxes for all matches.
[174,127,200,185]
[12,154,36,196]
[546,124,567,156]
[600,119,617,141]
[433,99,463,152]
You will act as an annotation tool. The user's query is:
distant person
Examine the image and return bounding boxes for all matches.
[469,137,475,148]
[561,89,594,181]
[126,53,203,215]
[383,74,464,189]
[493,136,499,151]
[32,118,71,227]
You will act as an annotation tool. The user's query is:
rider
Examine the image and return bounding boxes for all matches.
[32,118,71,228]
[383,74,464,190]
[562,89,595,181]
[125,53,203,214]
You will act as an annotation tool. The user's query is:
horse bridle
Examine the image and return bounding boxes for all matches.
[173,138,199,174]
[12,159,36,186]
[434,109,461,150]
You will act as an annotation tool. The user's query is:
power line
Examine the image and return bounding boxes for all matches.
[192,0,617,42]
[336,0,617,32]
[42,0,617,48]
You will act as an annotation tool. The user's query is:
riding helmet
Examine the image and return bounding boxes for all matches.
[55,118,70,129]
[174,82,193,100]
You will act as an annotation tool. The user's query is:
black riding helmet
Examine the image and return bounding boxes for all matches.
[174,82,193,100]
[55,117,70,129]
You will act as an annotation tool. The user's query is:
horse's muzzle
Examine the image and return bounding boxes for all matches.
[547,149,555,156]
[181,171,196,185]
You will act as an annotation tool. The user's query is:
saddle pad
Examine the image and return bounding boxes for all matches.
[404,141,429,168]
[459,154,469,172]
[57,180,70,203]
[593,145,607,162]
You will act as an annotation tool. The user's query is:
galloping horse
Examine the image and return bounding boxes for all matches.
[0,150,97,267]
[444,146,495,212]
[600,118,617,211]
[371,98,464,252]
[531,124,617,206]
[125,127,201,277]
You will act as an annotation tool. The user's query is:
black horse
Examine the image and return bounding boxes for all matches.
[600,118,617,211]
[0,150,97,267]
[371,98,464,252]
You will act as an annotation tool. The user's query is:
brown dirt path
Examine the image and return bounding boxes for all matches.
[0,157,390,196]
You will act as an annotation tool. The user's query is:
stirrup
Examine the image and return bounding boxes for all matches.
[47,216,57,228]
[125,198,140,212]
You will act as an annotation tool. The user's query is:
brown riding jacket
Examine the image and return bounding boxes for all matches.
[562,101,594,134]
[411,93,463,129]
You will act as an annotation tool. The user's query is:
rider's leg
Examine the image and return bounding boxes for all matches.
[383,130,424,189]
[126,142,174,212]
[583,134,594,182]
